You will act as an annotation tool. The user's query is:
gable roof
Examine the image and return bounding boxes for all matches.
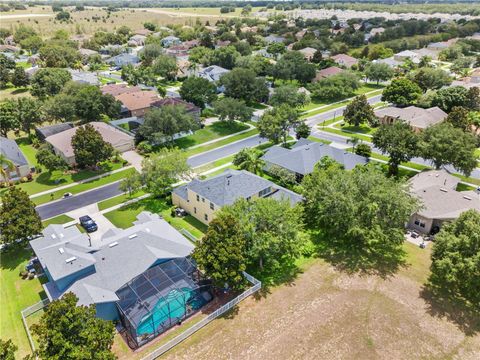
[374,106,447,129]
[101,84,142,97]
[45,122,133,158]
[0,136,28,167]
[151,97,200,113]
[32,212,194,306]
[107,53,140,66]
[173,169,302,207]
[262,139,368,175]
[331,53,358,67]
[409,169,459,193]
[315,66,344,80]
[198,65,230,81]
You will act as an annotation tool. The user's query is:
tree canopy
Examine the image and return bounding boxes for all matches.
[343,95,375,127]
[179,76,217,109]
[213,97,253,123]
[381,77,422,107]
[219,67,268,103]
[269,84,308,108]
[32,292,116,360]
[71,124,114,168]
[257,104,300,145]
[31,68,72,99]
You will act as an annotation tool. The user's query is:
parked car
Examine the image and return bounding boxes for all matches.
[79,215,98,233]
[174,207,188,217]
[63,192,73,198]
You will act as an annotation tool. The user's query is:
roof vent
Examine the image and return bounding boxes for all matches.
[463,195,472,200]
[129,234,137,239]
[51,234,57,239]
[59,233,64,238]
[58,248,64,254]
[109,241,119,248]
[65,256,77,263]
[440,188,448,193]
[145,228,151,233]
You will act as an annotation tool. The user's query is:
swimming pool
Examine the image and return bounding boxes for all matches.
[136,287,194,336]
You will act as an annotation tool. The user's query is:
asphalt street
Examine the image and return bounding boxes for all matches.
[36,182,123,220]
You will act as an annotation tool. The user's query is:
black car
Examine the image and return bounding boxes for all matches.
[79,216,98,233]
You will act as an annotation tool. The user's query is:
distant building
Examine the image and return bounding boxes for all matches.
[134,28,153,36]
[264,35,285,44]
[262,138,367,180]
[314,66,344,81]
[393,50,421,64]
[374,106,447,132]
[298,47,317,61]
[101,84,142,97]
[330,53,359,68]
[45,122,134,165]
[68,70,100,86]
[161,36,181,48]
[115,90,159,117]
[107,53,140,68]
[151,97,201,120]
[128,34,147,47]
[197,65,230,83]
[173,169,302,225]
[0,136,30,180]
[79,48,98,61]
[408,169,480,234]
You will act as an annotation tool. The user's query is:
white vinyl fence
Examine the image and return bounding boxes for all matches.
[21,297,51,356]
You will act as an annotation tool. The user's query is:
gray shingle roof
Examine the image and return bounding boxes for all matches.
[375,106,447,129]
[262,139,368,175]
[0,136,28,167]
[31,212,194,306]
[173,169,302,207]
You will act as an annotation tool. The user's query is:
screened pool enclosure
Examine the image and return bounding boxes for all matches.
[116,257,213,348]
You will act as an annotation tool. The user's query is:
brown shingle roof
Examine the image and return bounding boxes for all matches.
[115,91,159,111]
[101,84,142,97]
[151,97,200,113]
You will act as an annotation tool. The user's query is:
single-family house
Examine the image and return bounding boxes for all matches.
[115,90,159,117]
[198,65,230,83]
[370,27,385,37]
[374,106,447,132]
[128,34,146,47]
[314,66,344,81]
[373,57,403,68]
[295,29,307,40]
[0,44,20,53]
[134,29,153,37]
[30,212,212,348]
[393,50,421,64]
[161,36,181,48]
[172,169,302,225]
[107,53,140,68]
[36,123,74,141]
[68,70,100,86]
[3,35,15,46]
[264,35,285,44]
[262,138,368,180]
[330,53,359,68]
[0,136,31,180]
[298,47,317,61]
[79,48,98,61]
[408,169,480,234]
[151,97,201,120]
[45,122,134,165]
[101,84,142,97]
[412,47,440,61]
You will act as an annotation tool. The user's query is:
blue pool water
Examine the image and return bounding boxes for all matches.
[136,288,194,336]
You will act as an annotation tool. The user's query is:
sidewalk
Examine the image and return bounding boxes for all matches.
[30,165,134,199]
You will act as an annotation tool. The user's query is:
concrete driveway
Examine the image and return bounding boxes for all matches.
[65,204,117,247]
[122,150,143,172]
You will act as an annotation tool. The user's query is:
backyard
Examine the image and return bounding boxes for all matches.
[0,247,47,358]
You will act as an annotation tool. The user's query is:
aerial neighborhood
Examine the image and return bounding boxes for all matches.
[0,1,479,359]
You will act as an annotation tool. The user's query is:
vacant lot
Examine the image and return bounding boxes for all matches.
[156,243,480,360]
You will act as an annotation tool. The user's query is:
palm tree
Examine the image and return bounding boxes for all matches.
[346,136,360,151]
[233,148,265,175]
[0,154,16,181]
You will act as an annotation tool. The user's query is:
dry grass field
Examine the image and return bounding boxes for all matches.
[121,243,479,360]
[0,6,264,38]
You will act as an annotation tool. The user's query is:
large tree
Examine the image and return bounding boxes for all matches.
[431,86,470,112]
[411,67,451,92]
[446,106,471,131]
[210,45,240,69]
[15,97,44,134]
[151,54,178,81]
[212,97,253,123]
[372,121,419,176]
[302,164,419,263]
[257,104,300,145]
[31,68,71,99]
[269,84,308,108]
[0,100,20,136]
[11,66,29,88]
[0,338,17,360]
[429,210,480,309]
[179,76,217,109]
[0,188,42,246]
[219,67,268,103]
[141,147,190,197]
[420,122,477,176]
[36,148,68,173]
[192,213,247,290]
[139,105,199,144]
[364,62,394,84]
[70,84,120,122]
[71,124,114,168]
[272,50,316,83]
[381,77,422,107]
[32,292,115,360]
[310,72,360,101]
[222,197,306,272]
[343,95,375,127]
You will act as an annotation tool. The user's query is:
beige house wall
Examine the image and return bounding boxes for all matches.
[172,189,219,225]
[408,213,434,234]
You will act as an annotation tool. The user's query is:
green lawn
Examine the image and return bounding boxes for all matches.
[42,214,74,227]
[334,122,377,135]
[97,190,147,211]
[174,121,249,149]
[32,167,136,205]
[0,247,47,358]
[319,126,373,142]
[307,136,331,144]
[192,154,235,174]
[103,197,208,239]
[16,138,39,167]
